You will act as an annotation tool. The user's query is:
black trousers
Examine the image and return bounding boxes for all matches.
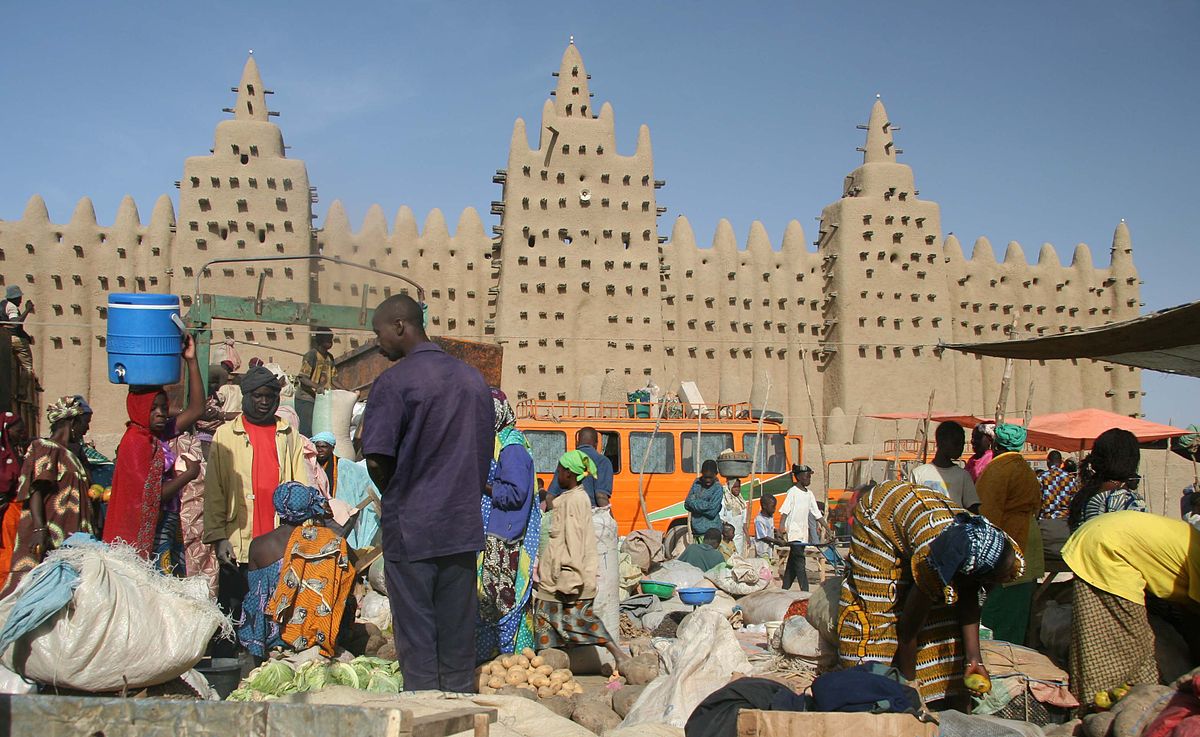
[383,541,478,692]
[782,543,809,591]
[212,562,249,659]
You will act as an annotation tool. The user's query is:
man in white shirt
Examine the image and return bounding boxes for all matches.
[910,421,980,511]
[778,464,825,591]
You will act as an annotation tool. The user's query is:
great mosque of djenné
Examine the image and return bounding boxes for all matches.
[0,41,1141,452]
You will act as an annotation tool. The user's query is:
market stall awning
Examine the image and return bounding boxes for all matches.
[1020,407,1191,452]
[941,300,1200,378]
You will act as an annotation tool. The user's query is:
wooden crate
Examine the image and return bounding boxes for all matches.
[737,709,939,737]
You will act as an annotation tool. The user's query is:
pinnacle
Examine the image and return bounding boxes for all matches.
[862,97,896,164]
[553,41,591,117]
[234,55,268,122]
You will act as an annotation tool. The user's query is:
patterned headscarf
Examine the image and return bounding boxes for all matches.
[491,387,516,433]
[46,396,84,426]
[994,423,1028,452]
[559,449,597,482]
[976,423,996,439]
[928,512,1011,601]
[273,482,329,525]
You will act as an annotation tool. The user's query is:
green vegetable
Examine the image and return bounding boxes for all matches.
[328,662,361,689]
[295,661,329,692]
[366,671,402,694]
[244,660,296,696]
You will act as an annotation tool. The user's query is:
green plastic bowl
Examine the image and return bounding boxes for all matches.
[640,580,677,600]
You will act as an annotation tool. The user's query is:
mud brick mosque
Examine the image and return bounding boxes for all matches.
[0,42,1142,448]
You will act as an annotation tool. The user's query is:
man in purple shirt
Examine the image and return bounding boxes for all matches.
[363,295,492,692]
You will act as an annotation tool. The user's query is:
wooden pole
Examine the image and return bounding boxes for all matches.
[1165,418,1173,516]
[799,351,829,509]
[634,398,665,531]
[994,315,1020,425]
[919,389,935,464]
[747,371,772,547]
[1023,377,1035,428]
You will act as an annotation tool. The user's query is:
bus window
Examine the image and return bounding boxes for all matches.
[630,432,675,473]
[680,432,733,473]
[599,431,622,473]
[743,434,788,474]
[526,430,567,474]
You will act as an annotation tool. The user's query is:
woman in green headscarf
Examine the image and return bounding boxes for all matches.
[533,450,629,672]
[976,423,1042,643]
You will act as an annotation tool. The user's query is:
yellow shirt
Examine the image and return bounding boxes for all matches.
[202,416,312,561]
[1061,510,1200,606]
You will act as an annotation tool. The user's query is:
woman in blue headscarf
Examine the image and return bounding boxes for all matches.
[237,481,330,660]
[476,388,541,661]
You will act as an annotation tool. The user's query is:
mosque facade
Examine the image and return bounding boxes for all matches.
[0,43,1141,447]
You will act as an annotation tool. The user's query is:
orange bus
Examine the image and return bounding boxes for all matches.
[515,400,804,551]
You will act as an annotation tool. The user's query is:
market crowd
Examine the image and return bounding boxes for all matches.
[0,288,1196,714]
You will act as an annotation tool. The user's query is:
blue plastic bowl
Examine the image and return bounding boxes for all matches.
[677,587,717,606]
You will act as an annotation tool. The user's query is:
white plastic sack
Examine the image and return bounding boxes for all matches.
[0,544,228,691]
[708,555,771,597]
[738,587,810,625]
[619,609,753,729]
[780,615,821,658]
[328,389,359,460]
[0,665,34,695]
[647,559,707,590]
[359,589,392,632]
[805,575,844,643]
[592,508,621,641]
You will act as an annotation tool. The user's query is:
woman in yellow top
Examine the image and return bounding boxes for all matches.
[1062,510,1200,705]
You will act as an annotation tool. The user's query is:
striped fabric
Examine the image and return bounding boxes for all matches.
[837,480,974,702]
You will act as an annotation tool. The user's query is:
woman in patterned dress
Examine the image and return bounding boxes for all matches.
[838,479,1023,706]
[1067,428,1146,532]
[0,397,95,599]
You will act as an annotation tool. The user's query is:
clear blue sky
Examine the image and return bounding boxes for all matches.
[2,2,1196,423]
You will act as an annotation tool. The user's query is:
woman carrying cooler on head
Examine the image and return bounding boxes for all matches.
[103,336,205,566]
[476,389,541,660]
[0,398,95,598]
[0,412,28,577]
[534,450,629,672]
[838,479,1023,707]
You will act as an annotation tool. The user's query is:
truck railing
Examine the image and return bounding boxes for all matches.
[516,399,757,422]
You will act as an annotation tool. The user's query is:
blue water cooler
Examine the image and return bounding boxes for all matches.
[106,293,184,385]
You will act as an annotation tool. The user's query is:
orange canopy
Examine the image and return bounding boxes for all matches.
[1021,408,1191,452]
[869,408,1189,452]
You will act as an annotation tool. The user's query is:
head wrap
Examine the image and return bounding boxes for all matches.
[104,388,168,554]
[492,387,516,433]
[46,396,84,426]
[976,423,996,439]
[928,513,1012,602]
[240,366,281,425]
[559,449,597,482]
[5,286,22,300]
[311,431,337,447]
[273,481,328,525]
[73,395,93,416]
[994,423,1027,452]
[248,357,264,369]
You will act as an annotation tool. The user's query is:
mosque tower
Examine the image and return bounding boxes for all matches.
[816,97,946,436]
[173,54,314,351]
[492,39,666,402]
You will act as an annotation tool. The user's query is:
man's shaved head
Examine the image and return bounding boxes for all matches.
[578,427,599,447]
[372,294,427,361]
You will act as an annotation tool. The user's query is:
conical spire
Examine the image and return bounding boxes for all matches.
[670,215,696,249]
[1036,243,1060,267]
[943,234,964,261]
[861,96,896,164]
[1003,240,1026,265]
[1110,220,1134,272]
[552,40,592,118]
[22,195,49,223]
[233,54,268,122]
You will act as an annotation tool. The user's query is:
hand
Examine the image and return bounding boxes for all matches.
[179,456,201,481]
[21,301,33,316]
[213,539,237,568]
[29,528,49,560]
[964,660,992,694]
[182,334,196,361]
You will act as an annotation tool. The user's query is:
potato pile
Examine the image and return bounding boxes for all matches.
[476,648,583,698]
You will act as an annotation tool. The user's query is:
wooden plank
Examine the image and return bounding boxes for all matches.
[0,695,419,737]
[410,706,497,737]
[737,709,938,737]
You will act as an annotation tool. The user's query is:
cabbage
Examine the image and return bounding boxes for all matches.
[294,661,329,692]
[366,671,402,694]
[243,660,296,696]
[227,686,273,702]
[328,661,361,689]
[351,661,374,687]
